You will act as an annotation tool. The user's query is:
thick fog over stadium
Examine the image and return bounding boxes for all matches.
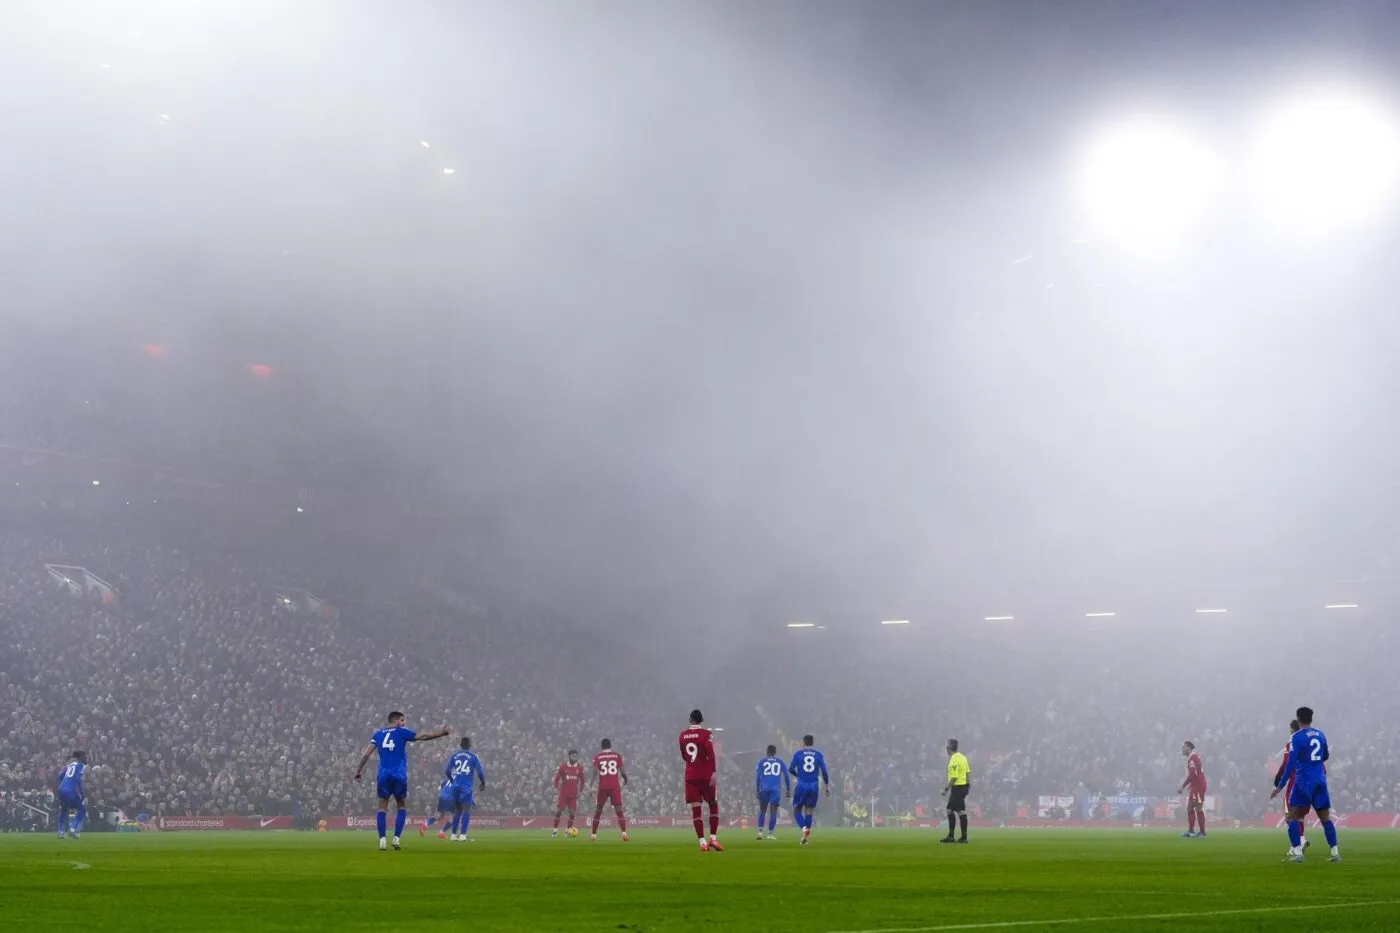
[4,0,1400,858]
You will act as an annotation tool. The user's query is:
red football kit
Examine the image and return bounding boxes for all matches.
[1184,750,1207,835]
[593,750,625,809]
[1274,742,1323,817]
[1186,752,1207,800]
[679,727,717,804]
[554,761,584,810]
[679,725,720,843]
[589,749,628,838]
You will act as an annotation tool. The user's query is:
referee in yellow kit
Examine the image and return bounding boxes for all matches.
[940,738,970,844]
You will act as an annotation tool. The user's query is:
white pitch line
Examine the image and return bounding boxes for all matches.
[68,861,90,870]
[828,899,1400,933]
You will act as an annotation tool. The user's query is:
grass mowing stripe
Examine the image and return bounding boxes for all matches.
[4,829,1396,932]
[828,899,1400,933]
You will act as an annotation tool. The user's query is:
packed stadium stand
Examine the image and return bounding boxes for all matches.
[0,513,683,824]
[5,504,1397,831]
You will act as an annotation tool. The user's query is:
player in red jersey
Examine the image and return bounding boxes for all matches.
[1177,741,1208,838]
[552,749,585,838]
[589,738,629,842]
[1269,719,1309,852]
[679,708,723,852]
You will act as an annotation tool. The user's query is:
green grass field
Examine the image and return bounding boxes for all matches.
[3,828,1398,932]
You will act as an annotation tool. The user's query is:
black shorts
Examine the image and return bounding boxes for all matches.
[947,785,969,811]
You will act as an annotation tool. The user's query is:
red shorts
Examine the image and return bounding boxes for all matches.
[1188,784,1207,806]
[1284,781,1304,814]
[685,777,714,805]
[595,787,623,809]
[556,794,578,812]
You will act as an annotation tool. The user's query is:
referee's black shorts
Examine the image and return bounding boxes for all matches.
[946,785,969,812]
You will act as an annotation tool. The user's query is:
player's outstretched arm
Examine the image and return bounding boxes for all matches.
[414,726,452,742]
[353,742,376,780]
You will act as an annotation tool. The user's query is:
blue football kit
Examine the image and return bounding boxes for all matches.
[1285,727,1331,811]
[55,758,86,837]
[756,755,791,807]
[789,747,829,810]
[370,725,417,800]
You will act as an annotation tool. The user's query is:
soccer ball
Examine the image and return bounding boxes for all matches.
[567,827,579,838]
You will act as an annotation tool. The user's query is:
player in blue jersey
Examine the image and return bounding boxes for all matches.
[445,737,487,842]
[1276,706,1338,857]
[755,744,791,840]
[54,750,87,839]
[788,735,829,846]
[1277,706,1339,862]
[420,778,457,840]
[354,711,451,850]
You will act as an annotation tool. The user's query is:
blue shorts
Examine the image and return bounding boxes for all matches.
[792,785,820,809]
[376,774,408,801]
[437,794,455,814]
[452,786,475,808]
[757,788,782,809]
[57,793,84,811]
[1289,780,1330,812]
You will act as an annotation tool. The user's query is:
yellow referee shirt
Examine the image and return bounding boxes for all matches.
[947,752,970,786]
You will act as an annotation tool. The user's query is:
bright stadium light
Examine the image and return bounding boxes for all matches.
[1325,603,1359,610]
[1194,608,1227,614]
[984,615,1014,622]
[786,622,815,629]
[1248,87,1400,235]
[1075,115,1220,250]
[881,619,910,626]
[1085,611,1116,618]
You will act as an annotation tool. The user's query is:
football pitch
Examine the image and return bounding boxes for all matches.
[3,829,1398,932]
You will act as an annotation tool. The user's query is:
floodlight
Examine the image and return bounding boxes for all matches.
[1076,116,1220,249]
[1248,88,1400,235]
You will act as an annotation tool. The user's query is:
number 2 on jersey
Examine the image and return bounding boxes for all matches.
[1309,737,1322,761]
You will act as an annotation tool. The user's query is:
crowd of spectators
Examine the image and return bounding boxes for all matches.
[3,520,1398,828]
[0,522,684,821]
[727,626,1400,821]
